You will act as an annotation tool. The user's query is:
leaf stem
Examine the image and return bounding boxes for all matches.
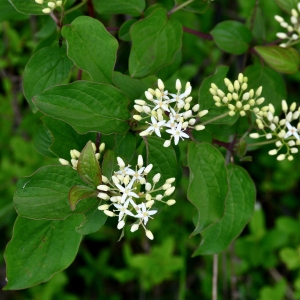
[201,112,230,125]
[168,0,195,15]
[247,139,277,148]
[183,27,213,40]
[64,0,87,15]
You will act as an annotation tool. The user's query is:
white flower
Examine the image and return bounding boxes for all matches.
[166,122,189,145]
[285,122,300,139]
[144,116,166,137]
[115,180,139,203]
[135,203,157,225]
[113,198,135,221]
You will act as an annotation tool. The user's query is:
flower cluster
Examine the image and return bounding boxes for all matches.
[250,100,300,161]
[133,79,208,147]
[275,3,300,47]
[34,0,62,14]
[97,155,176,240]
[59,142,105,169]
[209,73,264,117]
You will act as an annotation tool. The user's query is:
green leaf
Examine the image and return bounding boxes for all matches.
[9,0,45,15]
[14,165,98,220]
[146,136,177,186]
[175,0,210,13]
[33,124,56,158]
[112,72,148,101]
[274,0,298,13]
[62,16,118,84]
[118,19,138,41]
[198,66,239,125]
[211,21,252,55]
[76,205,107,235]
[114,132,137,163]
[254,45,300,74]
[4,215,83,290]
[69,185,98,211]
[77,141,102,187]
[244,63,286,111]
[280,247,300,270]
[34,81,130,134]
[187,142,228,235]
[102,150,118,179]
[92,0,145,16]
[129,7,182,77]
[23,45,73,111]
[0,0,28,21]
[193,164,255,255]
[42,116,96,160]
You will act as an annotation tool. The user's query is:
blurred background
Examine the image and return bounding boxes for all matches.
[1,0,300,299]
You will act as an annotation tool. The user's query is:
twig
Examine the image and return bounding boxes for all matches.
[212,254,218,300]
[183,26,213,40]
[269,268,294,300]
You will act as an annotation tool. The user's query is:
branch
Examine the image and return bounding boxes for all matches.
[183,26,213,40]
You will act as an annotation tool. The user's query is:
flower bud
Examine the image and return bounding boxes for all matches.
[56,0,62,6]
[164,186,175,196]
[59,158,70,165]
[98,204,110,210]
[104,210,115,217]
[156,194,163,200]
[117,220,125,229]
[277,154,286,161]
[153,173,161,183]
[97,184,110,191]
[198,110,208,117]
[98,192,110,200]
[282,100,288,112]
[146,230,154,240]
[249,133,260,139]
[192,104,199,112]
[35,0,44,3]
[166,177,176,184]
[268,149,277,155]
[144,164,153,174]
[146,200,154,207]
[47,2,56,8]
[162,183,172,190]
[158,79,164,90]
[131,224,139,232]
[166,199,176,206]
[145,91,153,100]
[176,79,182,91]
[195,125,205,131]
[145,182,152,191]
[163,140,171,147]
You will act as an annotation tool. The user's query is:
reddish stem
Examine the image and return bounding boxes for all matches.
[183,26,213,40]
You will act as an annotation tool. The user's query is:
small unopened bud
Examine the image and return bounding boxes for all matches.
[98,192,110,200]
[140,130,150,137]
[144,164,153,174]
[162,183,172,190]
[117,220,125,229]
[138,155,143,168]
[277,32,288,39]
[195,125,205,131]
[156,194,163,200]
[163,140,171,147]
[224,78,231,86]
[241,83,247,90]
[176,79,182,91]
[131,224,139,232]
[56,0,62,6]
[104,210,115,217]
[146,200,154,208]
[268,149,277,155]
[158,79,164,90]
[47,2,56,8]
[234,80,240,90]
[192,104,199,112]
[145,182,152,191]
[145,91,153,100]
[97,184,110,191]
[153,173,161,183]
[135,100,146,106]
[238,73,244,83]
[282,100,288,112]
[277,154,286,161]
[198,110,208,117]
[146,230,154,240]
[35,0,44,3]
[249,133,260,139]
[59,158,70,165]
[145,194,152,201]
[166,177,176,184]
[98,204,110,210]
[274,15,284,23]
[166,199,176,206]
[164,186,175,196]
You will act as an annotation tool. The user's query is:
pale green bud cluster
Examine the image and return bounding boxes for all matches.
[209,73,264,117]
[250,100,300,161]
[58,142,105,169]
[274,3,300,47]
[97,155,176,240]
[35,0,62,14]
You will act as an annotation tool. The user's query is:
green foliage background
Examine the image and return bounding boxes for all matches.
[1,0,300,299]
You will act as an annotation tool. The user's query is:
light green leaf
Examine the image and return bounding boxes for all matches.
[244,63,286,111]
[187,142,228,235]
[62,16,118,84]
[9,0,45,15]
[211,21,252,55]
[193,164,255,255]
[14,165,98,220]
[69,185,98,211]
[254,45,300,74]
[76,205,107,235]
[77,141,102,187]
[279,247,300,270]
[92,0,145,16]
[4,215,83,290]
[34,81,130,134]
[129,7,182,77]
[23,45,73,111]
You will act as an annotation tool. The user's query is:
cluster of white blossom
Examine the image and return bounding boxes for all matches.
[275,3,300,47]
[133,79,208,147]
[209,73,264,117]
[35,0,62,14]
[97,155,176,240]
[59,142,105,169]
[250,100,300,161]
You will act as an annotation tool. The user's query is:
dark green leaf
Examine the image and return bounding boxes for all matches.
[193,164,255,255]
[34,81,130,134]
[175,0,210,13]
[4,215,83,290]
[0,0,28,21]
[129,7,182,77]
[114,132,137,163]
[9,0,45,15]
[187,142,228,234]
[118,19,138,41]
[69,185,98,211]
[77,141,102,187]
[33,124,56,158]
[23,45,73,111]
[211,21,252,55]
[102,150,118,179]
[244,63,286,111]
[254,45,300,74]
[62,16,118,84]
[14,165,98,220]
[42,116,96,160]
[274,0,298,13]
[76,205,107,235]
[92,0,145,16]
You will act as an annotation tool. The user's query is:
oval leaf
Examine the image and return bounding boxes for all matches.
[4,215,83,290]
[211,21,252,55]
[34,81,130,134]
[77,141,102,187]
[92,0,145,16]
[254,45,300,74]
[62,16,118,84]
[14,165,98,220]
[187,142,228,235]
[23,44,73,112]
[69,185,98,211]
[129,7,182,77]
[193,164,256,256]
